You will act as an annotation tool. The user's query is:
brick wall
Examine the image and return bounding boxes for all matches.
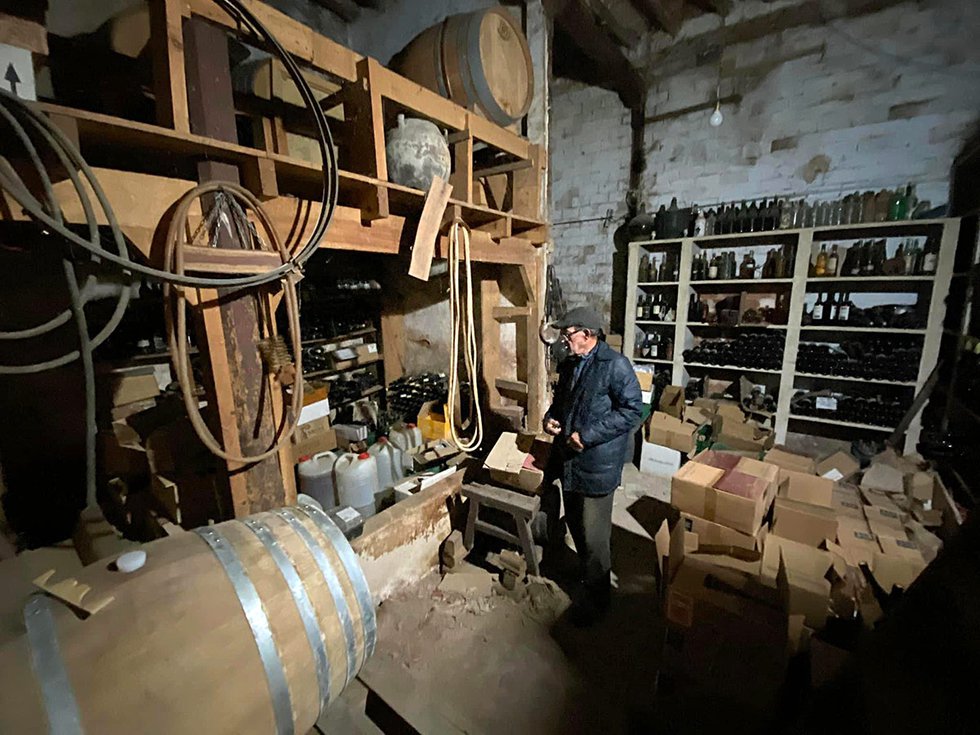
[549,0,980,328]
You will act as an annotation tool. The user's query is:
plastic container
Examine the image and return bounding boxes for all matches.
[297,451,339,510]
[368,437,401,488]
[334,452,380,518]
[390,424,422,474]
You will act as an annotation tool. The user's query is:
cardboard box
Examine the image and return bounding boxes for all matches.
[684,405,712,426]
[770,538,834,630]
[863,503,906,533]
[780,470,834,509]
[765,447,817,479]
[815,450,860,481]
[634,370,654,392]
[484,432,551,494]
[693,449,742,473]
[681,512,766,551]
[861,462,905,494]
[655,518,790,710]
[639,441,682,479]
[648,411,697,454]
[904,471,934,503]
[835,515,880,566]
[98,430,149,477]
[735,456,781,502]
[693,397,718,414]
[772,497,838,547]
[832,485,865,520]
[671,461,770,535]
[659,385,685,419]
[102,369,161,407]
[712,415,774,453]
[871,549,926,592]
[355,343,379,361]
[290,416,338,464]
[715,400,745,422]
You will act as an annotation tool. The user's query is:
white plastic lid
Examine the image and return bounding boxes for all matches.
[116,550,147,573]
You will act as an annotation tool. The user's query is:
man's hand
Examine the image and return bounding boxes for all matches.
[544,417,562,436]
[568,431,584,451]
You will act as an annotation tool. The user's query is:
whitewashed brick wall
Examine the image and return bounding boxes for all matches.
[550,0,980,327]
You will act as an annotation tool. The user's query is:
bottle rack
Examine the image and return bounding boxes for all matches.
[623,218,960,453]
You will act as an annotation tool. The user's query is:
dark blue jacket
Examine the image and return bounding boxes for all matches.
[545,340,643,496]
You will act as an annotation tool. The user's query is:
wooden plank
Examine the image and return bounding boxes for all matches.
[0,12,48,55]
[495,378,529,397]
[184,0,360,81]
[184,17,288,516]
[474,159,532,180]
[370,64,468,132]
[409,176,453,281]
[449,131,474,204]
[180,247,283,275]
[468,113,531,160]
[526,252,547,430]
[475,216,512,239]
[462,483,540,519]
[480,278,502,410]
[492,306,531,320]
[513,144,544,220]
[241,156,279,200]
[149,0,190,132]
[474,520,521,546]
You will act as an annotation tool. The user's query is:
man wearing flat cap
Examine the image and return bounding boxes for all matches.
[543,306,643,624]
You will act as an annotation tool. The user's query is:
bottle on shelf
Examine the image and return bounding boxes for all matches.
[688,293,701,323]
[830,199,842,226]
[643,293,653,320]
[693,205,706,236]
[888,185,907,221]
[813,292,825,322]
[814,243,828,277]
[659,257,669,281]
[708,254,720,279]
[860,241,875,275]
[827,243,839,276]
[827,292,840,324]
[740,252,757,279]
[761,249,776,279]
[737,201,750,233]
[816,201,831,226]
[803,202,816,227]
[838,292,852,323]
[921,238,938,274]
[705,208,717,236]
[873,239,887,274]
[778,199,792,229]
[636,293,645,321]
[639,254,650,282]
[747,200,760,232]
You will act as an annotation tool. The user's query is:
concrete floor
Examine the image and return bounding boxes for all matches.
[318,466,680,734]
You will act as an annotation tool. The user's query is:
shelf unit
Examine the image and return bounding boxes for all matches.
[624,219,960,453]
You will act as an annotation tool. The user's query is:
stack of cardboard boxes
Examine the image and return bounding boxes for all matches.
[657,443,953,706]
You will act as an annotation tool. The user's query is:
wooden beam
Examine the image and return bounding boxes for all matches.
[149,0,189,132]
[630,0,684,35]
[183,17,291,516]
[0,12,48,55]
[581,0,642,47]
[495,378,529,397]
[480,279,503,411]
[474,159,532,180]
[546,0,645,109]
[450,130,474,204]
[492,306,532,320]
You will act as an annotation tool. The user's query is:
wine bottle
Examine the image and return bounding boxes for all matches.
[778,199,792,229]
[636,293,645,320]
[706,209,717,236]
[888,185,907,221]
[640,254,650,282]
[838,292,852,323]
[813,293,825,322]
[693,205,706,236]
[708,255,719,280]
[740,252,757,279]
[827,292,839,324]
[827,243,839,276]
[762,250,775,279]
[849,242,863,276]
[643,294,653,320]
[815,244,828,277]
[861,241,875,275]
[921,238,938,274]
[747,201,760,232]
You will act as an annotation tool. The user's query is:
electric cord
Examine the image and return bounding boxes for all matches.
[446,220,483,452]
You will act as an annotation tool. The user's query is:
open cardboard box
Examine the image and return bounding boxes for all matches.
[639,441,682,479]
[832,484,866,520]
[765,447,817,480]
[670,454,777,536]
[772,496,838,547]
[835,514,880,566]
[647,411,697,454]
[681,511,767,551]
[780,469,834,508]
[712,414,774,453]
[815,450,860,481]
[290,415,338,464]
[484,432,551,494]
[659,385,685,419]
[762,535,838,630]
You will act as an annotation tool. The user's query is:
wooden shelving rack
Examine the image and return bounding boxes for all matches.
[624,218,960,453]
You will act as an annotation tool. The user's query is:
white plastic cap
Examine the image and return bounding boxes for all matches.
[116,550,147,573]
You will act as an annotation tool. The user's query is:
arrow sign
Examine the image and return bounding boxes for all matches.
[4,62,19,95]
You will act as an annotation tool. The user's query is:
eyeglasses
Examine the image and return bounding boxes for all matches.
[560,328,585,342]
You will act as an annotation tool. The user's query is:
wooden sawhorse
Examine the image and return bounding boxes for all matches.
[461,483,540,576]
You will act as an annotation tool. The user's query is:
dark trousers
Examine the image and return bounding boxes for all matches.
[563,490,614,599]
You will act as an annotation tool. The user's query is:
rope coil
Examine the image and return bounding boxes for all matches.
[447,220,483,452]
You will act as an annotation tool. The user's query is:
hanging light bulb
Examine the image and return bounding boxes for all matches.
[710,101,724,127]
[709,84,724,127]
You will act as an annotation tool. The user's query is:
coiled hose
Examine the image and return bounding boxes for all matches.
[0,0,339,510]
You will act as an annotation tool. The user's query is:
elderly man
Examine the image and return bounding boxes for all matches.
[543,306,643,624]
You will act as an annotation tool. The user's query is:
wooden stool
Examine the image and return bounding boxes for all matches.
[462,483,541,576]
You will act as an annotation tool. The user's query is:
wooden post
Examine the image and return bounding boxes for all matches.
[149,0,189,132]
[183,17,293,516]
[341,58,389,222]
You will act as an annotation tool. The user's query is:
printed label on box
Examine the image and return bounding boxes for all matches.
[822,469,844,481]
[815,396,838,411]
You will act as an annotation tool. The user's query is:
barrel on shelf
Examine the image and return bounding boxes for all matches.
[0,500,376,735]
[391,7,534,127]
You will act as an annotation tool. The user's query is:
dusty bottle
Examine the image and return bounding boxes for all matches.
[827,244,839,276]
[815,244,828,277]
[888,185,907,221]
[740,252,756,279]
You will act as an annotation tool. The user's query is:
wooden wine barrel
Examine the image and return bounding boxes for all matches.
[0,500,375,735]
[392,7,534,127]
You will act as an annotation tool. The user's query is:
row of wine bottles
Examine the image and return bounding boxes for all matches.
[811,238,937,278]
[791,390,909,428]
[634,331,674,361]
[682,333,785,371]
[689,243,797,281]
[686,185,922,237]
[635,293,676,322]
[797,339,921,381]
[638,254,680,282]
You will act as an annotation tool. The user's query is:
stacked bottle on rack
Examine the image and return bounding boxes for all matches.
[812,238,937,278]
[635,293,676,322]
[690,243,796,281]
[791,390,909,428]
[638,253,680,282]
[797,337,920,381]
[635,330,674,361]
[682,333,785,370]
